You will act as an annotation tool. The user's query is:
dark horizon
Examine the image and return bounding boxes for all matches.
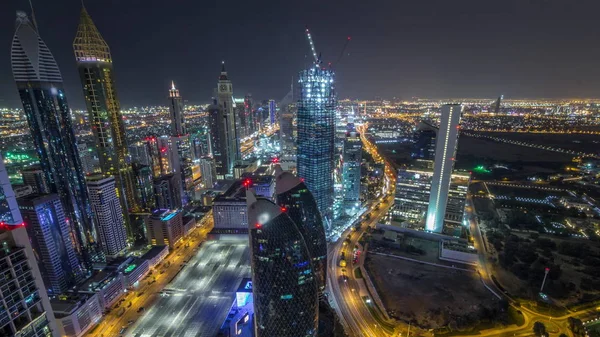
[2,0,600,109]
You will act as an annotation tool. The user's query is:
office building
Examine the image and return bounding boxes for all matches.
[129,141,152,167]
[275,169,327,294]
[247,192,319,337]
[199,157,217,188]
[209,62,239,178]
[132,163,155,210]
[21,165,50,194]
[12,11,96,254]
[146,209,183,248]
[425,104,463,233]
[268,99,276,125]
[1,154,23,225]
[297,65,336,228]
[342,127,362,214]
[77,143,94,175]
[87,175,127,257]
[74,7,139,222]
[168,82,193,204]
[18,193,82,294]
[395,161,470,231]
[153,174,182,210]
[0,225,59,337]
[51,293,102,337]
[411,124,437,160]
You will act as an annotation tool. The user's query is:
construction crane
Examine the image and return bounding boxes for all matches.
[305,26,320,65]
[335,36,351,66]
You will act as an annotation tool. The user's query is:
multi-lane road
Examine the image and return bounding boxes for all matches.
[86,215,214,337]
[127,239,251,337]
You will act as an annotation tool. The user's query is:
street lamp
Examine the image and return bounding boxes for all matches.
[540,267,550,293]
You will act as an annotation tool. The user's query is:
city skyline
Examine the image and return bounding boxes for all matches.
[3,1,600,109]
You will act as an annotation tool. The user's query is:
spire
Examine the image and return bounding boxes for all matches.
[171,80,176,91]
[169,80,179,98]
[73,6,111,62]
[219,61,228,80]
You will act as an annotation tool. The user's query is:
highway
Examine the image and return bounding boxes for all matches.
[127,239,251,337]
[326,123,398,337]
[85,214,214,337]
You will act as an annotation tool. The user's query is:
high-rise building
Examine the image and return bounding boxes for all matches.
[411,124,437,160]
[1,154,23,225]
[209,62,240,179]
[268,99,276,125]
[393,162,470,229]
[12,11,96,254]
[77,143,94,175]
[168,81,186,136]
[296,65,336,228]
[21,165,50,194]
[0,225,59,337]
[153,174,182,210]
[18,193,82,294]
[73,7,139,222]
[342,126,362,214]
[198,157,217,188]
[146,209,183,248]
[279,80,296,153]
[493,95,503,114]
[87,175,127,257]
[425,104,463,233]
[132,163,155,210]
[275,169,327,294]
[246,192,319,337]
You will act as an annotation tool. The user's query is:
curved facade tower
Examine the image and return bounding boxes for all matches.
[247,192,319,337]
[74,7,139,235]
[11,11,96,256]
[275,169,327,294]
[296,65,336,229]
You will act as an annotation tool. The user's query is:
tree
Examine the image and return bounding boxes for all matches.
[533,321,547,337]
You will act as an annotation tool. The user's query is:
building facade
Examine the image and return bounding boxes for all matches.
[153,174,182,210]
[21,165,50,195]
[11,11,96,256]
[425,104,463,233]
[342,127,362,214]
[73,7,139,227]
[146,209,183,248]
[86,175,127,257]
[275,170,327,295]
[0,154,23,225]
[199,157,217,188]
[296,65,336,228]
[0,226,60,337]
[247,193,319,337]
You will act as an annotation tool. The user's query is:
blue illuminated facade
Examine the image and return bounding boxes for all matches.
[247,192,319,337]
[11,12,96,258]
[296,65,336,229]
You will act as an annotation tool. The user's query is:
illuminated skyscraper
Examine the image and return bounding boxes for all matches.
[73,6,139,225]
[11,11,96,254]
[168,82,192,205]
[425,104,463,233]
[18,193,83,294]
[247,192,319,337]
[275,168,327,294]
[296,65,336,228]
[209,63,239,179]
[342,126,362,214]
[87,175,127,257]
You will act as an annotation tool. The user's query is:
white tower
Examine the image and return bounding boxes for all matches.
[425,104,463,233]
[87,175,127,256]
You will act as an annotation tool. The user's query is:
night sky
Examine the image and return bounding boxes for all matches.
[2,0,600,109]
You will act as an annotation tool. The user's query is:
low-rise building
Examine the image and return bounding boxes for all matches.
[439,240,478,265]
[146,209,184,248]
[122,258,150,288]
[51,293,102,337]
[140,245,169,269]
[78,271,126,309]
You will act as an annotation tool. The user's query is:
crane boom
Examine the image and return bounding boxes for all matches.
[305,27,319,64]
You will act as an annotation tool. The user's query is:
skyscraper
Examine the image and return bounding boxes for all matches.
[21,165,50,194]
[73,7,139,222]
[198,157,217,188]
[342,126,362,214]
[168,82,192,205]
[11,11,96,254]
[0,226,59,337]
[18,193,83,294]
[411,123,437,160]
[296,65,336,227]
[275,168,327,294]
[425,104,463,233]
[269,99,276,126]
[247,192,319,337]
[87,175,128,257]
[153,174,182,210]
[209,62,240,179]
[1,154,23,226]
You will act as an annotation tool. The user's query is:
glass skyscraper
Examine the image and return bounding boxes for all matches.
[296,65,336,229]
[247,192,319,337]
[73,7,139,229]
[342,125,362,215]
[0,154,22,226]
[275,169,327,294]
[11,11,96,255]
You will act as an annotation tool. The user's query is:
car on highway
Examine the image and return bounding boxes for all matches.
[119,326,127,334]
[137,307,145,313]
